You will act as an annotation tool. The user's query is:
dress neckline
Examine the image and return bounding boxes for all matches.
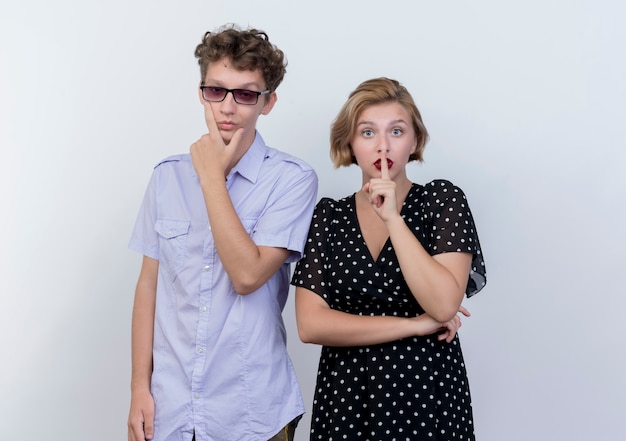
[348,182,419,264]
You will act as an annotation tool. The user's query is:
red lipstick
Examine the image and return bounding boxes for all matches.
[374,158,393,170]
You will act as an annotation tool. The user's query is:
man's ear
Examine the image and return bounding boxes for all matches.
[260,91,278,115]
[198,84,204,104]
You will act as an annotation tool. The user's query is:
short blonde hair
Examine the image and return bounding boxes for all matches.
[330,77,429,168]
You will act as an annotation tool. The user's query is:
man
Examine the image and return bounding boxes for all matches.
[127,25,318,441]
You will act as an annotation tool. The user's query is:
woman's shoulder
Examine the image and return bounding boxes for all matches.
[316,194,353,210]
[312,195,354,222]
[421,178,459,191]
[418,179,468,199]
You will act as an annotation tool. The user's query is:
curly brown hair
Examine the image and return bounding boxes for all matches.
[194,24,287,92]
[330,77,429,168]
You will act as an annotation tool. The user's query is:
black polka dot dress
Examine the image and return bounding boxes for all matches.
[292,180,487,441]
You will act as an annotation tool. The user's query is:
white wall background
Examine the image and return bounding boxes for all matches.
[1,1,624,439]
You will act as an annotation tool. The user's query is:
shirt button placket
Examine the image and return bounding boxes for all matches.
[192,263,211,411]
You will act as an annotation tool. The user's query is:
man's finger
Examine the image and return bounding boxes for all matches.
[203,101,219,135]
[143,407,155,440]
[458,305,471,317]
[228,128,245,152]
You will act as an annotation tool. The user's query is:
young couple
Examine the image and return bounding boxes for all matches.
[127,24,487,441]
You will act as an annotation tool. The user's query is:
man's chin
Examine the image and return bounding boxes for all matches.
[218,130,233,145]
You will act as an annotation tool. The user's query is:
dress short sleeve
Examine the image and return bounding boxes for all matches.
[423,180,487,297]
[291,197,334,300]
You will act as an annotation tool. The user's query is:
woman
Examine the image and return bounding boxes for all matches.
[291,77,487,440]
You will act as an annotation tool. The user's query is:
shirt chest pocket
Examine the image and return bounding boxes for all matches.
[155,219,190,275]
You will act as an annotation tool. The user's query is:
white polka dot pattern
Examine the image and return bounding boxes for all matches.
[292,180,487,440]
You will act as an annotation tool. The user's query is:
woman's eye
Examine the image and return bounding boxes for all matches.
[362,129,374,137]
[392,128,403,136]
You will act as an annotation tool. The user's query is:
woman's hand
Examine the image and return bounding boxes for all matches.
[363,150,400,221]
[412,305,471,343]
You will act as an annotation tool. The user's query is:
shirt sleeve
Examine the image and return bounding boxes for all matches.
[423,179,487,297]
[251,165,318,263]
[128,170,160,260]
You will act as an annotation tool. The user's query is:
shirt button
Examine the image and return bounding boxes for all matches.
[197,347,204,353]
[201,306,207,312]
[194,394,200,399]
[203,265,210,271]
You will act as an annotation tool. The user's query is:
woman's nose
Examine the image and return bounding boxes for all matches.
[377,138,390,153]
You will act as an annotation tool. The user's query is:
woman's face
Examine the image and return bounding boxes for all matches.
[350,101,417,181]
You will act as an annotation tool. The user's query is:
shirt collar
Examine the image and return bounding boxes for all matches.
[226,131,268,184]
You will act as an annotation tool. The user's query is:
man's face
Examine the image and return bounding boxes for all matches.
[199,58,276,147]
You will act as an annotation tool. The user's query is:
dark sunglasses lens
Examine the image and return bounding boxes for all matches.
[232,89,258,105]
[203,87,227,101]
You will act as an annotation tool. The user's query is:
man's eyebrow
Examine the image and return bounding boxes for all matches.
[203,80,264,89]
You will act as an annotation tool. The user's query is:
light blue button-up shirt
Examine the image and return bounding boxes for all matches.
[129,132,318,441]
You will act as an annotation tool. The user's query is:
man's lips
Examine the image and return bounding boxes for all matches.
[374,158,393,170]
[218,121,236,130]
